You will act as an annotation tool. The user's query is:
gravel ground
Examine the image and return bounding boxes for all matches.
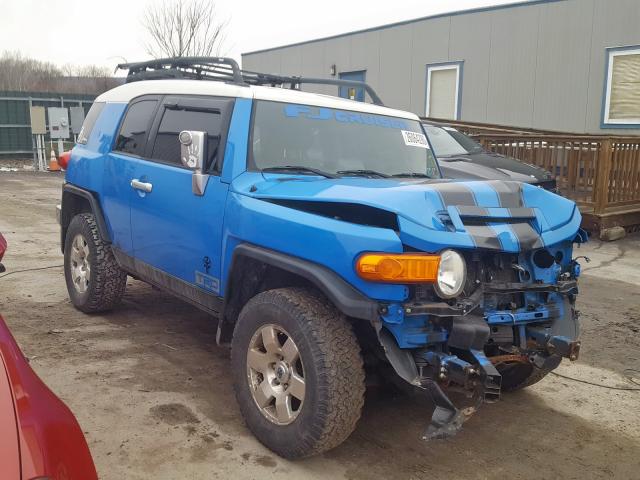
[0,171,639,480]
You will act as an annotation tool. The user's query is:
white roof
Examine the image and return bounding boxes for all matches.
[95,79,418,120]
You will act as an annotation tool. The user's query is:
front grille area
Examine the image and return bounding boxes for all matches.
[469,252,526,310]
[412,251,523,305]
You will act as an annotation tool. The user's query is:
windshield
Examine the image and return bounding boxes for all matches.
[446,128,484,154]
[251,101,440,178]
[423,125,472,157]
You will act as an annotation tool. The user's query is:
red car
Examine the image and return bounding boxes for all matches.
[0,232,6,273]
[0,233,98,480]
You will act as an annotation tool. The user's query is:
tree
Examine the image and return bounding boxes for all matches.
[0,51,119,94]
[0,51,61,92]
[141,0,228,58]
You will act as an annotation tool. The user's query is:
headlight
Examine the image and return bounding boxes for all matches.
[434,249,466,299]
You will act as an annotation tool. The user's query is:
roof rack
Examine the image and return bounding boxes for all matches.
[116,57,245,84]
[241,69,384,106]
[116,57,384,106]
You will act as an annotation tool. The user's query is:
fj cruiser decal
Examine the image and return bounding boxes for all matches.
[283,104,407,129]
[195,271,220,294]
[401,130,429,148]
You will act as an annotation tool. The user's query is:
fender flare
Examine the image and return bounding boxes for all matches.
[60,184,111,251]
[228,244,379,321]
[217,243,380,344]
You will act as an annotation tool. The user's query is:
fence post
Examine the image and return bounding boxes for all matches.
[594,138,613,214]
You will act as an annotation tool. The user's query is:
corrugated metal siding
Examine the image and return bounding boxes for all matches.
[449,12,492,123]
[379,25,413,111]
[485,4,541,128]
[409,17,450,117]
[533,0,594,132]
[243,0,640,134]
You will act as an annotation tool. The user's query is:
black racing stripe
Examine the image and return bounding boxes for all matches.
[427,184,510,250]
[456,206,489,218]
[510,222,544,250]
[465,225,502,250]
[507,207,536,219]
[487,181,524,208]
[429,183,477,207]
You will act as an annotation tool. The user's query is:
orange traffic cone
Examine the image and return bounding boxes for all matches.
[48,149,61,172]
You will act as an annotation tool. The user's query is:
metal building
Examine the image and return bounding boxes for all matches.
[242,0,640,134]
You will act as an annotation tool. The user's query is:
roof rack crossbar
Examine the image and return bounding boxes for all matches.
[116,57,385,106]
[117,56,244,84]
[297,77,384,106]
[240,70,384,106]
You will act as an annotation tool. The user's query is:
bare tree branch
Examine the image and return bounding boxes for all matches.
[141,0,228,58]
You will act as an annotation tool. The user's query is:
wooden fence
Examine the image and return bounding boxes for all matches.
[425,118,640,231]
[473,135,640,214]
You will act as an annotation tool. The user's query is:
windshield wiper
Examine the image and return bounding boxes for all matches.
[391,172,433,178]
[261,165,337,178]
[337,169,390,178]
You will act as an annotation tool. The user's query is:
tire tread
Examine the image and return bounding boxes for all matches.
[232,287,365,458]
[65,213,126,313]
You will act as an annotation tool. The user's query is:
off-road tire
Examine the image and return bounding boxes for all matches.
[498,363,550,392]
[64,213,126,313]
[231,287,365,459]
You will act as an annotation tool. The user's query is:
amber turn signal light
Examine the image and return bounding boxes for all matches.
[355,253,440,283]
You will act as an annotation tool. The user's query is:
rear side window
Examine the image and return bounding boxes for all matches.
[150,107,223,169]
[114,100,158,156]
[77,102,105,145]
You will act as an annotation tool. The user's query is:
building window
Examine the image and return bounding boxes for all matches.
[425,62,463,120]
[603,46,640,127]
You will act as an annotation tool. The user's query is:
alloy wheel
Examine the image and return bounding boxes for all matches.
[246,324,306,425]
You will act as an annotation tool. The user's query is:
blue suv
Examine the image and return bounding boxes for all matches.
[58,58,586,458]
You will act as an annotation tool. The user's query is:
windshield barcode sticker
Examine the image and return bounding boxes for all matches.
[401,130,429,148]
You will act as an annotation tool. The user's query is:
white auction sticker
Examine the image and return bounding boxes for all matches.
[401,130,429,148]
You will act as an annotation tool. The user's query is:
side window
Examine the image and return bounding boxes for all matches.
[77,102,105,145]
[114,100,158,156]
[150,107,223,170]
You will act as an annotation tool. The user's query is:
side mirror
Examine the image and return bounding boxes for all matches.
[179,130,206,170]
[179,130,209,195]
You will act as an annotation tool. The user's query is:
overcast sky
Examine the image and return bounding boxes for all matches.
[1,0,523,72]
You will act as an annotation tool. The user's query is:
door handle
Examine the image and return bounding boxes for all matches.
[131,179,153,193]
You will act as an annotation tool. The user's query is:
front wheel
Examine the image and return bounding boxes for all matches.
[231,288,365,459]
[494,358,551,392]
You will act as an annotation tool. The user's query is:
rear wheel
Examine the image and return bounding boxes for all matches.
[231,287,365,458]
[64,213,127,313]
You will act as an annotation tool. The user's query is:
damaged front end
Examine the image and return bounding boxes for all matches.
[240,173,588,440]
[374,237,587,440]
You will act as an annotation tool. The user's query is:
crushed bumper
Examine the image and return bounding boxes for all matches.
[376,281,581,440]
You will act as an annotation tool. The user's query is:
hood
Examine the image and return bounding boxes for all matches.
[234,173,581,253]
[438,152,552,183]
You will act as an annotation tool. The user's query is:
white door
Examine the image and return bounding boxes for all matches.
[426,64,461,120]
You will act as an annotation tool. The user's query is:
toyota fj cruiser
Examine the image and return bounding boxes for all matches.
[58,57,586,458]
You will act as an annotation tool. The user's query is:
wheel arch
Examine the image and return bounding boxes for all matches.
[60,184,110,252]
[217,244,379,344]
